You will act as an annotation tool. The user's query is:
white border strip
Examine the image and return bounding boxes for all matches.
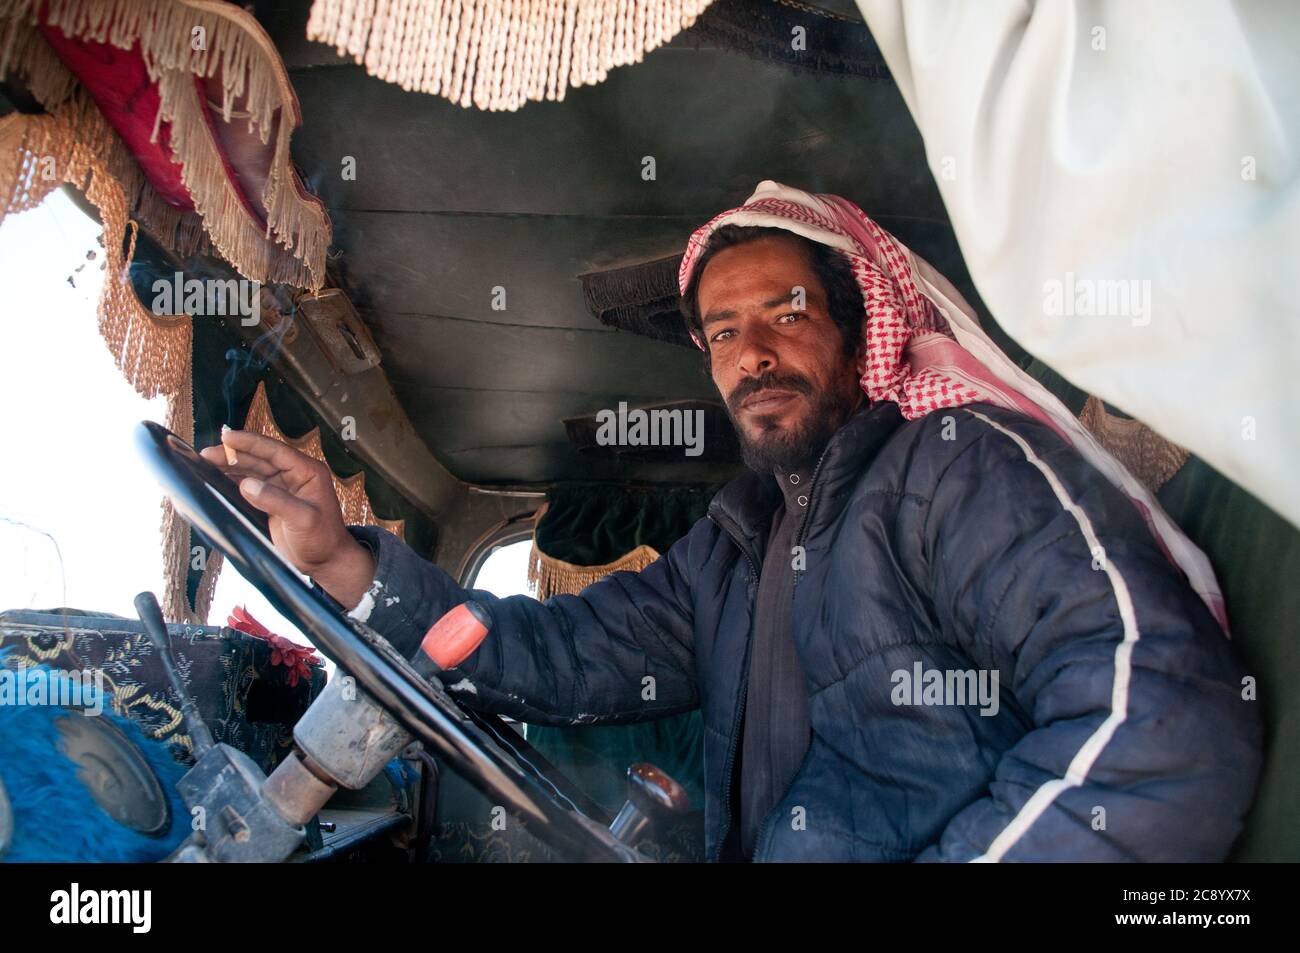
[963,410,1141,863]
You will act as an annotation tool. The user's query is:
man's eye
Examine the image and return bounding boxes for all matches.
[710,328,735,343]
[777,312,806,324]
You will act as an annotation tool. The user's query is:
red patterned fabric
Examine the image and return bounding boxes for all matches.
[38,23,193,209]
[36,15,276,227]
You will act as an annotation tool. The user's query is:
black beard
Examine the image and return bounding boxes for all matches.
[724,371,861,474]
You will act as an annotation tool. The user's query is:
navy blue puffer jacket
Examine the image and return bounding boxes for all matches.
[353,400,1262,862]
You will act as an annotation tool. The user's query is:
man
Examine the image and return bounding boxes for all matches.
[205,182,1261,862]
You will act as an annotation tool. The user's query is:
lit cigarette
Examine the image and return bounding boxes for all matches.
[221,425,238,465]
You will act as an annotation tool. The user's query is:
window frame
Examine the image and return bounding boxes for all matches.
[455,505,545,589]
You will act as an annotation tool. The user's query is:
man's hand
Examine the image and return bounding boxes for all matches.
[199,430,374,608]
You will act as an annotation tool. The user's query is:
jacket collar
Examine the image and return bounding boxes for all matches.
[708,400,905,562]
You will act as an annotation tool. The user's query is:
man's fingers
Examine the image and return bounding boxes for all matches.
[200,446,282,480]
[218,430,331,497]
[239,476,318,528]
[221,429,311,467]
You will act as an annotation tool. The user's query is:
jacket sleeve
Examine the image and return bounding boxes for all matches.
[910,408,1262,862]
[344,522,702,727]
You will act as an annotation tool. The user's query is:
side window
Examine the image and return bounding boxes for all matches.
[467,539,536,599]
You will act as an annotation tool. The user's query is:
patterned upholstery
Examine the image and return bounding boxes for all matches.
[0,610,326,773]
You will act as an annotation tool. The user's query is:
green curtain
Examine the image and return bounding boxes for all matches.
[1156,458,1300,860]
[533,483,719,566]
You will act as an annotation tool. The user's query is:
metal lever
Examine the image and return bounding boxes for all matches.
[134,591,215,757]
[609,762,691,847]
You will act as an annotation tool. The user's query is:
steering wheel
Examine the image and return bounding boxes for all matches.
[135,421,641,862]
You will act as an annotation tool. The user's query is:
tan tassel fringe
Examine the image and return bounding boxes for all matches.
[192,545,224,624]
[306,0,716,111]
[526,541,660,600]
[1079,396,1191,494]
[0,0,330,289]
[0,16,214,258]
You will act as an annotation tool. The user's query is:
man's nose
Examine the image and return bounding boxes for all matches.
[736,326,779,377]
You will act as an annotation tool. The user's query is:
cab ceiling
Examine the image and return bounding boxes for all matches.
[256,1,985,486]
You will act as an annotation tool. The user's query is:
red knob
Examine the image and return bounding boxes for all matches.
[419,601,491,669]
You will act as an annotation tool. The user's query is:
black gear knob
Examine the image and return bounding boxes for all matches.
[609,762,690,847]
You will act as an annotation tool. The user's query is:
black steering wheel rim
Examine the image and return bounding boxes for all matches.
[134,421,638,862]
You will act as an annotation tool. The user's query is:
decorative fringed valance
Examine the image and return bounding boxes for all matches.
[527,542,661,600]
[305,0,716,112]
[1079,395,1191,494]
[2,0,334,620]
[579,253,695,348]
[0,85,209,260]
[193,380,407,624]
[0,0,330,288]
[524,482,717,598]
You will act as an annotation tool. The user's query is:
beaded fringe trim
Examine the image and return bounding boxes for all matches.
[526,540,659,600]
[306,0,716,111]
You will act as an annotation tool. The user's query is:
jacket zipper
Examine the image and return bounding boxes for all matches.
[750,443,833,861]
[706,439,834,861]
[793,441,834,559]
[752,742,816,861]
[707,512,759,862]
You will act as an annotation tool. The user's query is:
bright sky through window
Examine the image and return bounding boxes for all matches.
[0,189,300,645]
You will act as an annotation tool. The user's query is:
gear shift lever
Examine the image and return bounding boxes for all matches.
[609,762,690,847]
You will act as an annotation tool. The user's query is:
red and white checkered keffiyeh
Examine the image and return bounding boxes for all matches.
[679,181,1228,632]
[680,181,1062,430]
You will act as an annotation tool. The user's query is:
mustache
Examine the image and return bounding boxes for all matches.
[726,372,814,413]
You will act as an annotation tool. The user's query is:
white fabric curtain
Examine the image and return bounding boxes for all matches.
[855,0,1300,528]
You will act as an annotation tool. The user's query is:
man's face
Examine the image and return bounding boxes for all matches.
[697,236,865,473]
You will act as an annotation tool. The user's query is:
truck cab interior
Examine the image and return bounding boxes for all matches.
[0,0,1295,864]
